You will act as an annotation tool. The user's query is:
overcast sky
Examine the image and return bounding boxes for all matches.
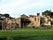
[0,0,53,18]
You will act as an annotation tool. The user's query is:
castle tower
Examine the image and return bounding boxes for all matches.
[34,13,40,27]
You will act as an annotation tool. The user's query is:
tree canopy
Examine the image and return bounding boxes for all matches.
[42,10,53,17]
[0,13,13,20]
[3,14,9,18]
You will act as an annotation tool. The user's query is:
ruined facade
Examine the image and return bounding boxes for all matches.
[2,13,53,30]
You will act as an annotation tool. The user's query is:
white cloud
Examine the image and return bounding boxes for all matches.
[0,0,29,14]
[0,0,53,17]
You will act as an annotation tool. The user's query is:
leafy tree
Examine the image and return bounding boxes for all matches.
[3,14,9,18]
[42,10,51,16]
[0,14,2,15]
[42,10,53,17]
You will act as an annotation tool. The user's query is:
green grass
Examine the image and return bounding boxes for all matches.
[0,29,53,40]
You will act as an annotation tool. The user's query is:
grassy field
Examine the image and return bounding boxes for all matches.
[0,28,53,40]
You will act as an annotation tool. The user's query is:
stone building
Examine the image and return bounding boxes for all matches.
[2,13,53,30]
[42,15,51,26]
[28,13,40,27]
[3,18,21,30]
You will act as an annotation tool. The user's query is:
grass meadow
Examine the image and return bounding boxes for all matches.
[0,28,53,40]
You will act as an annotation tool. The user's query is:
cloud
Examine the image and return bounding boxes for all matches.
[0,0,53,18]
[0,0,29,14]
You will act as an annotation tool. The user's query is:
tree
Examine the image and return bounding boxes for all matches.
[0,14,2,16]
[42,10,51,16]
[42,10,53,17]
[3,14,10,18]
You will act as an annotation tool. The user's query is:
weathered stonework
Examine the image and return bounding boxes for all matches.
[3,13,53,29]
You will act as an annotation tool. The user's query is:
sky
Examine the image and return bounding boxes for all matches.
[0,0,53,18]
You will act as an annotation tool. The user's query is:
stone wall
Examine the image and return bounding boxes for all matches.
[3,14,53,30]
